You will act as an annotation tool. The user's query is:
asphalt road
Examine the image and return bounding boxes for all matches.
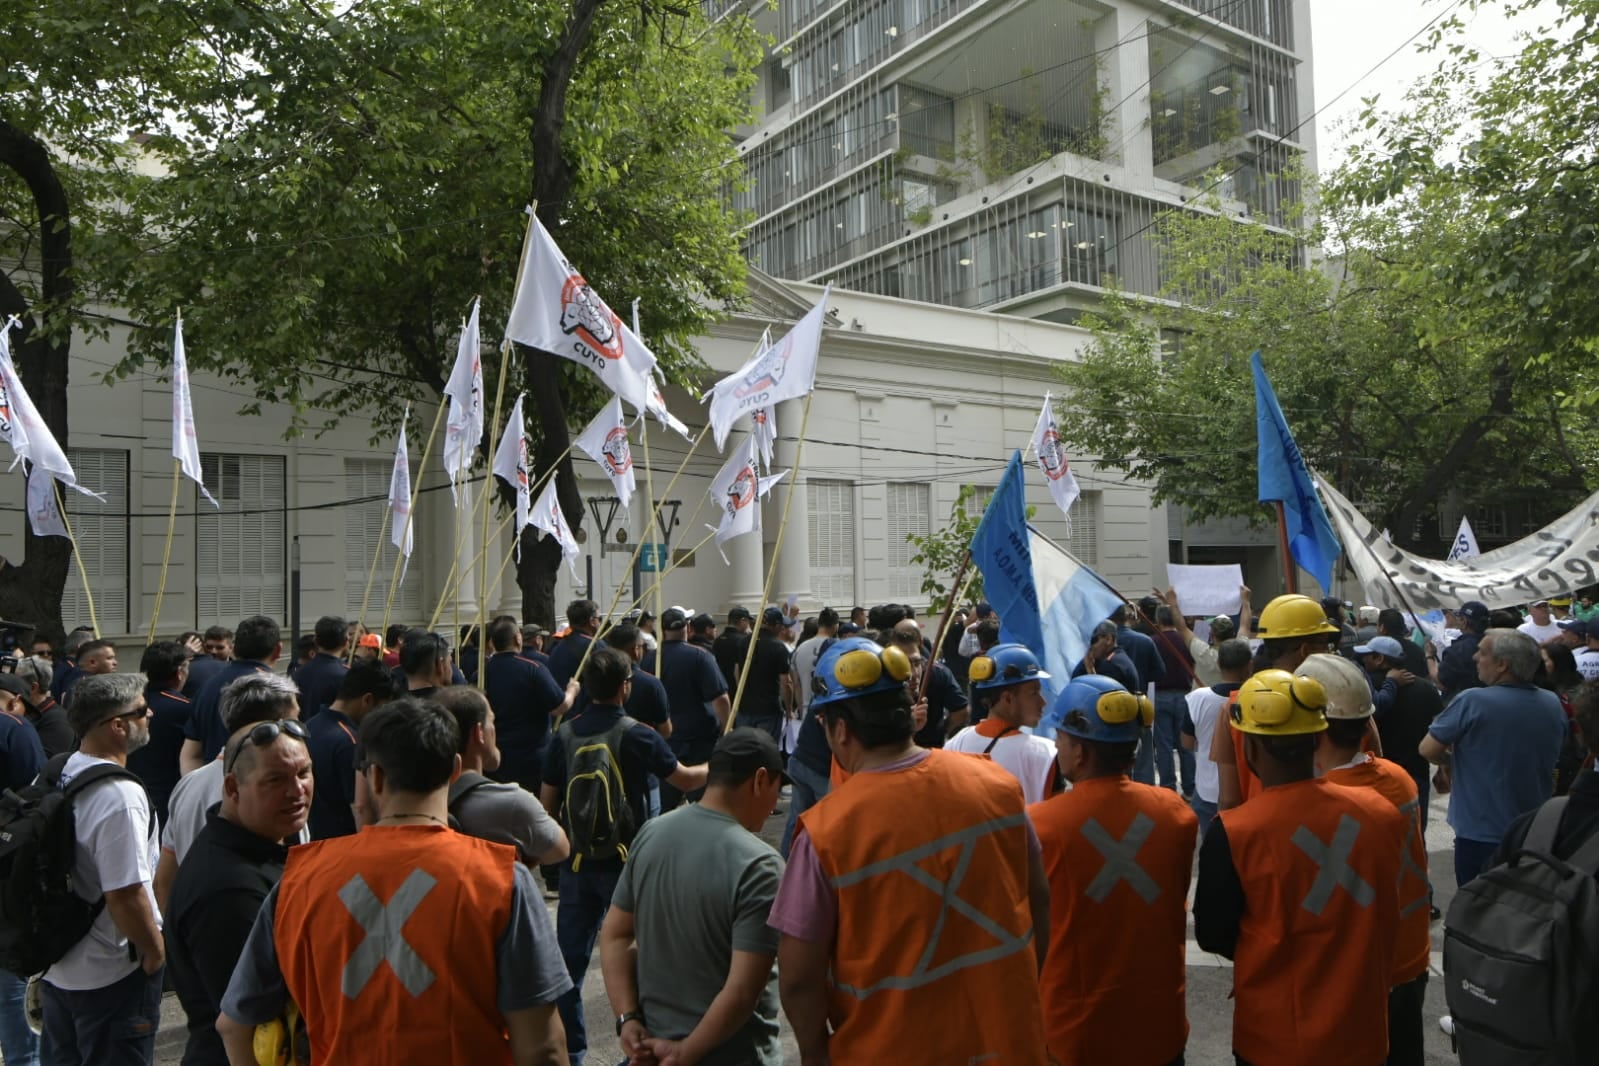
[150,785,1467,1065]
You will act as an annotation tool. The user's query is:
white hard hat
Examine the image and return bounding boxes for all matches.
[1297,653,1374,720]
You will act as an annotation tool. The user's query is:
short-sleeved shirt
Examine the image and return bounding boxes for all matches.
[483,652,567,787]
[220,860,570,1028]
[945,720,1059,805]
[44,752,160,991]
[183,655,227,700]
[624,668,670,729]
[164,760,225,863]
[644,641,728,747]
[1182,684,1238,804]
[1428,682,1568,842]
[292,653,347,721]
[450,771,567,868]
[712,631,749,692]
[305,707,360,840]
[184,660,275,763]
[542,704,679,871]
[914,662,969,749]
[26,698,75,759]
[738,637,790,721]
[0,711,45,792]
[546,632,592,689]
[128,686,190,827]
[611,804,783,1066]
[790,636,828,714]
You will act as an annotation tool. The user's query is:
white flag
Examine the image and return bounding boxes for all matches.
[492,394,532,557]
[1447,515,1481,561]
[707,436,787,563]
[388,417,413,580]
[1030,393,1080,518]
[531,479,581,578]
[0,318,98,498]
[442,297,485,498]
[171,317,219,507]
[573,396,635,509]
[707,286,829,451]
[752,404,777,473]
[645,370,692,440]
[504,211,658,413]
[25,464,67,539]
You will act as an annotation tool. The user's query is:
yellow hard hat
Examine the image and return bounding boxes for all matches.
[1230,669,1329,736]
[1255,594,1341,640]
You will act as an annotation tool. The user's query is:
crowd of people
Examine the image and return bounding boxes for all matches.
[0,584,1593,1066]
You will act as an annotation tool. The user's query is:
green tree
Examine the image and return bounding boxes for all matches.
[907,485,989,614]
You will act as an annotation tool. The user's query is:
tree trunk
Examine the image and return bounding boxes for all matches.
[0,120,76,643]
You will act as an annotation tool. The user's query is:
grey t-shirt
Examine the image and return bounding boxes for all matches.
[449,772,566,867]
[221,861,569,1027]
[611,804,783,1066]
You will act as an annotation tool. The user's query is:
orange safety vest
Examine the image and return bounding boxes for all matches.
[273,825,518,1064]
[1323,755,1431,983]
[1030,776,1198,1066]
[800,749,1047,1064]
[1219,778,1406,1066]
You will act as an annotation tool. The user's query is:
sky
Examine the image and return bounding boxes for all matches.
[1308,0,1553,171]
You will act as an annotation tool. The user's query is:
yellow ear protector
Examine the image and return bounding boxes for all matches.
[969,655,996,684]
[1096,690,1155,727]
[1231,674,1328,727]
[833,645,912,690]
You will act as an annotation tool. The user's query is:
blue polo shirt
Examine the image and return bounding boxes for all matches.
[546,633,592,688]
[483,652,567,788]
[641,641,727,749]
[0,713,45,792]
[183,655,227,700]
[185,659,275,763]
[1429,682,1567,843]
[304,707,359,840]
[291,653,347,723]
[129,686,191,826]
[1115,626,1160,692]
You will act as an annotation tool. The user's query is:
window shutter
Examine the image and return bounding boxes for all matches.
[61,449,129,632]
[196,454,286,627]
[807,479,856,606]
[343,459,421,622]
[885,482,930,600]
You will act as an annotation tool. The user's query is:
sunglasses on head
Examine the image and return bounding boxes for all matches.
[225,719,309,772]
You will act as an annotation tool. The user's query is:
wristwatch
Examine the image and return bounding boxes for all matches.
[616,1010,645,1035]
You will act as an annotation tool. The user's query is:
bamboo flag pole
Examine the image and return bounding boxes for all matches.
[569,421,712,685]
[55,480,101,639]
[355,501,391,636]
[919,551,973,703]
[147,459,183,643]
[726,392,815,733]
[631,300,669,684]
[382,400,447,636]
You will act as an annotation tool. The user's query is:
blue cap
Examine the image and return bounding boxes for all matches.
[1353,635,1405,660]
[1042,675,1152,744]
[810,637,912,710]
[968,643,1050,691]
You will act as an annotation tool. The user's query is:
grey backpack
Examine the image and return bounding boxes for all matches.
[1443,796,1599,1064]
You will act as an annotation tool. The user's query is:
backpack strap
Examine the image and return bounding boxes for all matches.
[1524,797,1571,856]
[39,751,73,788]
[60,763,157,839]
[447,775,492,811]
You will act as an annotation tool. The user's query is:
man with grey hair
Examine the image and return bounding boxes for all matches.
[13,653,73,756]
[40,673,165,1066]
[153,673,301,911]
[1420,628,1569,887]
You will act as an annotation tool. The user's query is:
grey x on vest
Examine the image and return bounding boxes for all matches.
[1292,815,1375,917]
[339,869,439,999]
[1082,813,1161,904]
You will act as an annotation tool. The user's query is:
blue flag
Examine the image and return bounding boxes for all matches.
[1252,351,1340,592]
[969,450,1047,663]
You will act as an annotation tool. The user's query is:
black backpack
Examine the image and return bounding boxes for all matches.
[1443,795,1599,1064]
[559,717,638,872]
[0,753,149,978]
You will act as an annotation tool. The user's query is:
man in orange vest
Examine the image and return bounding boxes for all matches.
[1300,653,1431,1066]
[770,637,1049,1065]
[1194,669,1407,1066]
[1031,675,1197,1066]
[216,697,572,1064]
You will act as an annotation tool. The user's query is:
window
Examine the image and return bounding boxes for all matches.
[197,454,285,627]
[1068,491,1100,566]
[886,482,930,599]
[61,448,129,633]
[964,485,995,515]
[344,459,421,624]
[808,479,856,607]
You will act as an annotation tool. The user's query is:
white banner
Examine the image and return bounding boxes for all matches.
[1166,563,1245,617]
[388,418,413,578]
[706,286,829,451]
[0,317,98,498]
[531,478,581,578]
[1317,473,1599,611]
[170,317,218,507]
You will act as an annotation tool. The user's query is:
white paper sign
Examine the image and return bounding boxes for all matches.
[1167,563,1245,618]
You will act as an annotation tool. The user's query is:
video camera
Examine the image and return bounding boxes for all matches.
[0,619,36,673]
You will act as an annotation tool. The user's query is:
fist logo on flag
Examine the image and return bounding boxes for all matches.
[727,464,757,514]
[559,272,624,361]
[732,338,791,400]
[1037,428,1069,481]
[600,426,632,476]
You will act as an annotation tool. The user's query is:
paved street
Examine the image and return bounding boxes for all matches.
[152,785,1466,1065]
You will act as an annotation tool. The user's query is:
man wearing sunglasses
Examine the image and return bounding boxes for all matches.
[38,673,164,1066]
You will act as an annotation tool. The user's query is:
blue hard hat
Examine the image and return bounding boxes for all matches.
[810,637,913,710]
[968,643,1050,691]
[1042,674,1153,744]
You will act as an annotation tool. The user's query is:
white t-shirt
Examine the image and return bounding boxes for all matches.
[1576,648,1599,683]
[44,752,160,991]
[790,636,827,714]
[1184,687,1231,804]
[1517,620,1563,645]
[945,725,1059,805]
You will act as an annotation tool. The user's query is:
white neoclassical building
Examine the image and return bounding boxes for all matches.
[1,271,1166,638]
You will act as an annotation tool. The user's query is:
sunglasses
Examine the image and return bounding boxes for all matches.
[226,719,309,772]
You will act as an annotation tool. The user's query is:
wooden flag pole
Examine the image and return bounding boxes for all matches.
[1272,501,1297,594]
[569,422,712,686]
[605,523,720,624]
[726,392,815,733]
[478,342,512,684]
[381,400,447,636]
[147,459,183,643]
[55,481,101,639]
[919,551,972,703]
[355,503,392,637]
[637,416,665,685]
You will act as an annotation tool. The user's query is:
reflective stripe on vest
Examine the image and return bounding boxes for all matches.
[829,811,1031,999]
[339,870,438,998]
[1396,796,1430,918]
[1082,813,1161,904]
[1292,815,1375,915]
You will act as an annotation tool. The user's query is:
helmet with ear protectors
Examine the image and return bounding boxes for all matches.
[1231,669,1329,736]
[810,637,913,710]
[968,643,1050,692]
[1041,674,1152,744]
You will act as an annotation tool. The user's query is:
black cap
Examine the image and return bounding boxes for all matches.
[689,612,717,632]
[728,606,753,623]
[1459,601,1491,627]
[0,673,30,701]
[710,727,790,784]
[837,622,862,636]
[761,606,787,627]
[661,606,693,632]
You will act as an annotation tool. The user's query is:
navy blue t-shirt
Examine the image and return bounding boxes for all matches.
[291,653,347,722]
[185,660,275,763]
[128,686,191,826]
[1115,627,1160,692]
[546,633,592,689]
[0,713,45,793]
[914,662,969,749]
[483,652,566,788]
[518,648,551,668]
[641,641,727,748]
[182,655,226,699]
[542,703,679,871]
[624,668,670,729]
[305,707,359,840]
